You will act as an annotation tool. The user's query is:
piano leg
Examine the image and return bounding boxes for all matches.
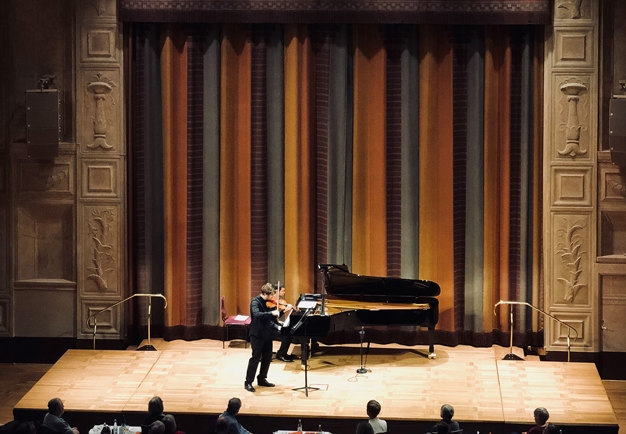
[428,325,436,359]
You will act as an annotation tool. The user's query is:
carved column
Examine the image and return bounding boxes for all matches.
[544,0,599,353]
[75,0,125,340]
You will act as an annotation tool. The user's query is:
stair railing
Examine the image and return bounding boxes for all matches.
[86,294,167,350]
[494,300,579,362]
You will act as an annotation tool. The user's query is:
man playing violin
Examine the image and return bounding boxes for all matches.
[244,282,281,392]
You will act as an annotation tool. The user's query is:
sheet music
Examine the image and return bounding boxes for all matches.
[297,300,317,309]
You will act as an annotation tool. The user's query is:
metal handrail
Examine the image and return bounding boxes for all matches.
[86,294,167,350]
[494,300,579,362]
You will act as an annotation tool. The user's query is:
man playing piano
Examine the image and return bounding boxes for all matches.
[272,283,297,362]
[244,283,281,392]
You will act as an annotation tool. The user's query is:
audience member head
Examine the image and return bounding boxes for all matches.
[226,397,242,415]
[214,417,230,434]
[534,407,549,426]
[47,398,64,416]
[543,423,560,434]
[355,421,374,434]
[162,414,176,434]
[440,404,454,422]
[148,396,164,419]
[433,421,449,434]
[366,400,381,419]
[148,421,165,434]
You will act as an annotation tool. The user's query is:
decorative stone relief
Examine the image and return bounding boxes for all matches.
[555,217,588,304]
[600,166,626,203]
[607,176,626,198]
[86,207,116,292]
[557,78,589,158]
[92,0,106,16]
[87,73,116,150]
[18,161,73,194]
[556,0,586,20]
[82,0,116,18]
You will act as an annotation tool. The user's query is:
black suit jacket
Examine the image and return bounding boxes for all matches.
[249,295,280,339]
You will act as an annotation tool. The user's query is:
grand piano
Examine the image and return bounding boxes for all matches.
[287,264,440,358]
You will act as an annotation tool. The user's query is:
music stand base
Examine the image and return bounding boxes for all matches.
[356,368,368,374]
[502,353,524,360]
[293,386,320,393]
[137,345,157,351]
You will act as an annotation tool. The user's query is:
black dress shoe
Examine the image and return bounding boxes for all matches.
[244,382,255,392]
[257,378,275,387]
[276,354,293,362]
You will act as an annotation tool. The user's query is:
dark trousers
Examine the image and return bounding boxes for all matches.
[245,335,273,384]
[276,333,292,357]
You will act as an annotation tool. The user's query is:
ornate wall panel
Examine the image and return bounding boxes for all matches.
[554,28,593,69]
[80,204,121,296]
[16,203,74,282]
[0,296,9,335]
[77,68,121,153]
[555,0,592,21]
[83,0,118,19]
[551,166,592,207]
[548,309,592,349]
[551,213,592,306]
[14,288,75,337]
[600,166,626,205]
[552,74,593,160]
[81,299,120,336]
[76,0,125,340]
[81,158,121,198]
[544,0,599,352]
[81,22,120,64]
[17,158,74,196]
[600,274,626,352]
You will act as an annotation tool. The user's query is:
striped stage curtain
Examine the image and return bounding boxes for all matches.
[130,23,543,346]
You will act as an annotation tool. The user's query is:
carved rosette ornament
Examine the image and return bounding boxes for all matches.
[557,0,583,19]
[87,73,115,150]
[556,220,587,303]
[559,81,587,158]
[607,179,626,197]
[92,0,106,16]
[87,208,116,291]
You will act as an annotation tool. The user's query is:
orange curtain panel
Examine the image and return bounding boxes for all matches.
[418,26,454,331]
[161,27,188,326]
[483,27,512,332]
[352,24,387,277]
[284,24,315,300]
[219,24,252,318]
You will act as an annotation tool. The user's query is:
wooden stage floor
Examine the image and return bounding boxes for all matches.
[13,340,619,434]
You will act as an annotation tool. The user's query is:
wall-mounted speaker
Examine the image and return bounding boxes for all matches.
[26,89,60,159]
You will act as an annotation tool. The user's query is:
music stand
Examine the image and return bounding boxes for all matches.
[291,309,319,397]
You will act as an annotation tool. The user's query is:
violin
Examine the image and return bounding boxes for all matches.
[266,296,290,311]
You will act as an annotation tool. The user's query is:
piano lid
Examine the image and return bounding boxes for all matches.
[321,264,440,299]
